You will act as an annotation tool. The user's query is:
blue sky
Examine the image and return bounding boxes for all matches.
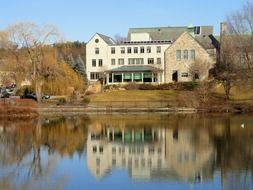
[0,0,248,42]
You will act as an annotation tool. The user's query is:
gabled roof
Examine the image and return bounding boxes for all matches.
[106,65,162,73]
[97,33,116,45]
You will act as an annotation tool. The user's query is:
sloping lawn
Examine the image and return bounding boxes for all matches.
[89,90,177,102]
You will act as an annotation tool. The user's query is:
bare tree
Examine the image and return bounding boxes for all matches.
[3,22,60,101]
[214,35,241,100]
[189,58,211,81]
[114,34,127,43]
[226,1,253,79]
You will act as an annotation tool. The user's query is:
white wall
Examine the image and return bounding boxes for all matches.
[86,33,171,83]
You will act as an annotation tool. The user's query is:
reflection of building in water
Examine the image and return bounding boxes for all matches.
[87,123,215,182]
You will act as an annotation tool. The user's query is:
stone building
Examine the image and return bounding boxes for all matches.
[164,32,216,82]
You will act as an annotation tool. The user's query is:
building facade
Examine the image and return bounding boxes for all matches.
[86,26,216,84]
[165,32,215,82]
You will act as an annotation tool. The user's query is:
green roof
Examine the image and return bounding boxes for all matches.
[107,65,162,73]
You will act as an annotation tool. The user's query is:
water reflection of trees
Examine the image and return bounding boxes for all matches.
[0,115,89,190]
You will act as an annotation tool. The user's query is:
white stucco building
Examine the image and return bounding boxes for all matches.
[86,25,216,84]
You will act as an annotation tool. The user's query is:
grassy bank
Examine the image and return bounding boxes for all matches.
[87,85,253,112]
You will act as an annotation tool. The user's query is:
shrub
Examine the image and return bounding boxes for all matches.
[82,97,90,105]
[181,82,198,91]
[57,97,67,105]
[16,85,34,96]
[124,83,139,90]
[138,84,157,90]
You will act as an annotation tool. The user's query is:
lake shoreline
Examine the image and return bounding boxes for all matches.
[0,103,253,118]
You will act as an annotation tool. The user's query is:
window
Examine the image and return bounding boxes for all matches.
[123,73,132,82]
[128,58,143,65]
[127,47,131,54]
[191,49,195,60]
[147,46,151,53]
[96,158,100,166]
[140,47,145,53]
[148,58,154,64]
[95,48,99,54]
[90,72,100,80]
[121,47,125,54]
[95,39,99,43]
[181,72,189,77]
[92,59,96,67]
[194,72,199,80]
[128,58,135,65]
[111,47,115,54]
[134,47,138,53]
[112,147,116,154]
[176,50,181,61]
[157,58,161,64]
[111,59,115,65]
[98,59,103,67]
[184,50,188,60]
[136,58,144,65]
[118,58,124,65]
[194,26,201,35]
[157,46,161,53]
[93,146,97,153]
[134,73,142,82]
[99,146,103,153]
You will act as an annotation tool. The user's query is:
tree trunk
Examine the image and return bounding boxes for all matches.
[35,80,43,102]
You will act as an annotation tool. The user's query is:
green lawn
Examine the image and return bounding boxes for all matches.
[89,90,177,102]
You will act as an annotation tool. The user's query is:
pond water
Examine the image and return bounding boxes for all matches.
[0,113,253,190]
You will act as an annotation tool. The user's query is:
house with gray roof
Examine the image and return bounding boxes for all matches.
[86,25,216,84]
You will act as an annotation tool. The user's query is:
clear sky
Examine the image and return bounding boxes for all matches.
[0,0,248,42]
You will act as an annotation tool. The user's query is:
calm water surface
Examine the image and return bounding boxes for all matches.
[0,114,253,190]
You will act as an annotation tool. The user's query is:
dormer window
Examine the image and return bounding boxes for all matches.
[194,26,201,35]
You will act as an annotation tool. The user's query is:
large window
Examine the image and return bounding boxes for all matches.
[134,73,142,82]
[184,50,188,60]
[98,59,103,67]
[92,59,96,67]
[95,48,99,54]
[191,49,195,60]
[127,47,131,54]
[113,73,122,82]
[140,47,145,53]
[118,58,124,65]
[143,72,152,82]
[90,72,100,80]
[176,50,181,61]
[111,59,115,65]
[128,58,144,65]
[121,47,125,54]
[136,58,144,64]
[111,47,115,54]
[148,58,154,64]
[123,73,132,82]
[147,46,151,53]
[157,46,161,53]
